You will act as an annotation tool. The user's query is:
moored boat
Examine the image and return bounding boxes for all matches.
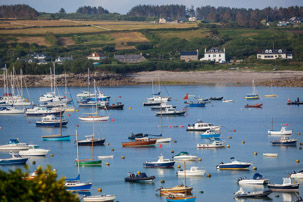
[271,136,297,146]
[186,120,221,132]
[245,80,259,100]
[209,97,223,101]
[77,135,105,146]
[0,106,25,114]
[83,195,116,202]
[157,185,193,196]
[197,138,225,148]
[79,115,110,121]
[263,153,278,157]
[177,167,205,176]
[268,126,292,135]
[200,129,221,138]
[173,152,197,161]
[122,138,156,147]
[26,107,64,117]
[36,115,68,127]
[245,103,263,108]
[97,102,124,110]
[268,178,299,192]
[290,169,303,179]
[237,173,269,185]
[234,187,272,198]
[144,154,175,168]
[124,172,155,183]
[216,157,252,170]
[156,107,185,116]
[19,145,50,156]
[0,152,28,165]
[97,155,113,159]
[0,138,29,151]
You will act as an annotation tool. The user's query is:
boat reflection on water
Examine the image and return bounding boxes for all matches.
[238,184,265,191]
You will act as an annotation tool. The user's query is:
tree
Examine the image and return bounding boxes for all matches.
[59,8,66,14]
[0,165,79,201]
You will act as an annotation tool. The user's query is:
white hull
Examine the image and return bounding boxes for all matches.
[0,108,25,114]
[83,195,116,202]
[291,173,303,179]
[239,179,269,185]
[0,145,29,151]
[177,168,205,176]
[263,153,278,157]
[79,116,109,121]
[222,100,233,103]
[268,127,292,135]
[173,156,197,161]
[19,149,50,156]
[197,143,225,148]
[98,155,114,159]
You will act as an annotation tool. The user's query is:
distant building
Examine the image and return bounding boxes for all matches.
[114,54,146,64]
[277,21,289,26]
[180,50,199,62]
[159,18,178,24]
[257,49,292,60]
[289,17,301,24]
[32,53,47,60]
[55,56,73,63]
[87,52,106,61]
[188,17,197,22]
[200,47,226,63]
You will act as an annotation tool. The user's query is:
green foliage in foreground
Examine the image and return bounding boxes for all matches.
[0,165,79,202]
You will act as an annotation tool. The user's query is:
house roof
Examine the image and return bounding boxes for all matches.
[180,51,198,56]
[206,47,224,53]
[114,55,145,60]
[259,49,286,54]
[88,52,105,57]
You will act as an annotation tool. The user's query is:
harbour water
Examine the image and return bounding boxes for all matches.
[0,85,302,202]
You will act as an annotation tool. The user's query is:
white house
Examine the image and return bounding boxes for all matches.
[200,47,225,63]
[257,49,292,60]
[87,52,106,61]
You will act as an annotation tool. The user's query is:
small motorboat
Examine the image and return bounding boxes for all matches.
[234,187,272,198]
[0,152,28,165]
[36,115,68,127]
[177,167,205,176]
[197,137,225,148]
[97,155,113,159]
[98,102,124,110]
[263,153,278,157]
[268,177,299,192]
[271,136,297,146]
[83,194,116,202]
[143,100,162,106]
[124,172,155,183]
[0,138,29,151]
[209,97,223,101]
[291,169,303,179]
[222,99,233,103]
[25,107,64,117]
[268,126,292,135]
[245,103,263,108]
[173,152,197,161]
[122,138,156,147]
[0,106,25,114]
[216,157,252,170]
[144,154,175,168]
[156,107,185,116]
[156,185,193,196]
[151,103,176,110]
[200,129,221,138]
[19,145,50,156]
[237,173,269,185]
[186,120,221,132]
[128,132,149,139]
[77,135,105,146]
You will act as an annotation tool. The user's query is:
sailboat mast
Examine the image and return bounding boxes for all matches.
[88,68,90,98]
[20,69,23,97]
[53,63,56,95]
[92,120,95,160]
[50,67,53,94]
[76,130,80,178]
[60,109,62,136]
[184,161,187,197]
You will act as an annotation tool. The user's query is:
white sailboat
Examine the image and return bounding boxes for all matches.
[264,80,277,97]
[245,80,259,100]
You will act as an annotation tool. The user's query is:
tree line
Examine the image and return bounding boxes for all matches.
[127,5,186,19]
[0,4,38,19]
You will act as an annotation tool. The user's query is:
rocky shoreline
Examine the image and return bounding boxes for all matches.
[1,70,303,88]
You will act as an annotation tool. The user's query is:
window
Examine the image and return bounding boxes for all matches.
[278,49,282,53]
[219,54,221,57]
[265,50,269,53]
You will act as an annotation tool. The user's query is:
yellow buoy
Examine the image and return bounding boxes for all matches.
[254,152,257,156]
[111,148,114,151]
[242,140,245,144]
[300,142,303,146]
[161,179,165,183]
[50,154,54,157]
[106,162,110,166]
[299,147,302,150]
[98,188,102,192]
[121,156,125,159]
[128,107,132,110]
[76,109,79,112]
[227,145,230,148]
[174,140,177,143]
[106,143,110,146]
[137,171,141,175]
[298,132,301,136]
[296,160,300,163]
[229,136,232,139]
[253,166,257,170]
[177,165,181,168]
[171,150,174,153]
[207,173,211,178]
[198,158,202,161]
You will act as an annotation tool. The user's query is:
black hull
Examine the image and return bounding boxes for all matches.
[98,104,124,110]
[77,139,105,146]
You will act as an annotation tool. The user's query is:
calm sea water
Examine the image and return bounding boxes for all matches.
[0,85,302,202]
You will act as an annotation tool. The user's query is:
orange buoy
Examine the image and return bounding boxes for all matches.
[180,125,183,128]
[68,114,70,117]
[28,121,31,123]
[112,119,115,122]
[233,130,236,132]
[119,96,121,98]
[77,125,79,127]
[159,144,162,148]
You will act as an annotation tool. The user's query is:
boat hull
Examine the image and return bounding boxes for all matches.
[19,149,50,156]
[36,120,68,127]
[42,135,71,141]
[0,157,28,165]
[83,195,116,202]
[197,143,225,148]
[79,116,109,121]
[26,111,63,117]
[268,184,299,192]
[76,160,102,166]
[200,134,220,138]
[271,141,297,145]
[65,182,92,192]
[235,190,271,198]
[122,140,156,147]
[78,139,105,146]
[217,163,251,170]
[166,196,196,202]
[143,162,175,168]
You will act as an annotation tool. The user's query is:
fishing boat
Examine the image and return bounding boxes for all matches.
[19,145,50,156]
[0,152,28,165]
[83,195,116,202]
[271,136,297,146]
[79,80,110,122]
[263,153,278,157]
[209,97,223,101]
[41,110,71,141]
[166,162,196,202]
[290,169,303,179]
[144,154,175,168]
[36,115,68,127]
[65,130,93,192]
[237,173,269,185]
[216,157,252,170]
[0,138,29,151]
[245,103,263,108]
[197,138,225,148]
[234,187,272,198]
[122,138,156,148]
[124,172,155,183]
[200,129,221,138]
[268,126,292,135]
[75,130,102,166]
[97,102,124,110]
[177,167,205,177]
[0,106,25,114]
[287,97,303,105]
[183,93,205,107]
[26,107,64,117]
[268,178,299,192]
[186,120,221,132]
[151,103,176,110]
[173,152,197,161]
[245,80,259,100]
[156,106,185,116]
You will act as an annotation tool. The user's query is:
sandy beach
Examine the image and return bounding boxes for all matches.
[129,70,303,86]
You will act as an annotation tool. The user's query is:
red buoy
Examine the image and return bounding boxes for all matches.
[112,119,115,122]
[68,114,71,117]
[77,125,79,127]
[119,96,121,98]
[159,144,162,148]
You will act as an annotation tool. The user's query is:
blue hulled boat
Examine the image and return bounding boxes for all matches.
[216,157,252,170]
[200,129,221,138]
[36,115,68,127]
[143,154,175,168]
[271,136,297,146]
[0,152,28,165]
[65,175,92,192]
